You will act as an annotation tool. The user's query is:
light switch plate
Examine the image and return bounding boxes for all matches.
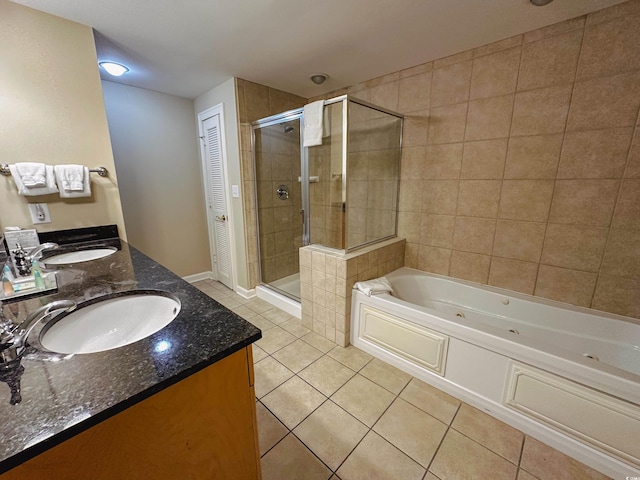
[231,185,240,198]
[28,203,51,224]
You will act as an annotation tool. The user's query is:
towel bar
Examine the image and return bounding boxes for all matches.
[0,164,108,177]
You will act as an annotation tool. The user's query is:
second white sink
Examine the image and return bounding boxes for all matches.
[39,291,181,354]
[43,247,117,266]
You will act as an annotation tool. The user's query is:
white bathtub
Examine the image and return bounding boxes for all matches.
[350,267,640,479]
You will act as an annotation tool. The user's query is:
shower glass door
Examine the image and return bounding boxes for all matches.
[253,115,304,300]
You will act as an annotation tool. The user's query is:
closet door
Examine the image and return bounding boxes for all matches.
[201,111,232,289]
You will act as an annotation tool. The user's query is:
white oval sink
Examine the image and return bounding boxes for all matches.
[39,291,181,354]
[43,247,117,266]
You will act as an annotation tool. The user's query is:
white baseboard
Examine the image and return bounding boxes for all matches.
[235,285,256,299]
[183,271,213,283]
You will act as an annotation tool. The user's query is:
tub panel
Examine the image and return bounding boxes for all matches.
[359,305,448,375]
[505,362,640,468]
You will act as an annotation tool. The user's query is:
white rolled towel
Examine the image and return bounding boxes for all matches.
[354,277,394,296]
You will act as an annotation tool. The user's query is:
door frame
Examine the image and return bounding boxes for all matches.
[197,103,236,290]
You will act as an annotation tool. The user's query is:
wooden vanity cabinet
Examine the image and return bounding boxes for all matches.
[1,346,262,480]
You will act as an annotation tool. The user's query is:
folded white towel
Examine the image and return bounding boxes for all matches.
[9,165,59,196]
[354,277,394,297]
[54,164,85,191]
[303,100,325,147]
[55,166,91,198]
[14,162,47,187]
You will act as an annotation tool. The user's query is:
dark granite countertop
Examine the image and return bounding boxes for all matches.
[0,237,261,473]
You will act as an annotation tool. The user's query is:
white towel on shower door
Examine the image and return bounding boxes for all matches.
[303,100,325,147]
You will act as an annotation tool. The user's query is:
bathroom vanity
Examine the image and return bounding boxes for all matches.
[0,230,262,479]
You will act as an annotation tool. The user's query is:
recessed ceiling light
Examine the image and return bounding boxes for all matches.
[310,73,328,85]
[99,61,129,77]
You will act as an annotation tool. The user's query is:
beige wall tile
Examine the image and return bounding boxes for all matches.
[504,134,563,179]
[524,16,586,43]
[398,72,432,113]
[431,61,472,107]
[457,180,501,218]
[592,275,640,318]
[398,212,421,243]
[625,132,640,178]
[398,180,424,213]
[461,139,508,179]
[434,50,474,69]
[612,179,640,229]
[423,180,459,215]
[369,81,399,111]
[488,257,538,294]
[430,430,517,480]
[587,0,640,26]
[465,94,514,141]
[511,85,572,136]
[427,103,468,144]
[400,62,433,78]
[470,47,520,100]
[420,214,456,248]
[473,35,523,58]
[541,224,609,272]
[549,179,620,227]
[498,180,555,222]
[578,14,640,80]
[534,265,597,307]
[493,220,546,263]
[566,72,640,131]
[452,217,496,255]
[402,112,429,147]
[520,436,610,480]
[401,146,427,180]
[425,143,463,179]
[449,251,491,283]
[518,30,582,91]
[404,242,419,268]
[558,128,633,179]
[451,404,524,464]
[417,245,451,275]
[600,227,640,279]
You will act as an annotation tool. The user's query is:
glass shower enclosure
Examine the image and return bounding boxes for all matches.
[251,95,403,301]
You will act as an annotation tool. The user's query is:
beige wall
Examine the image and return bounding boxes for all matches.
[0,0,126,238]
[194,78,248,289]
[314,0,640,319]
[102,81,209,277]
[236,79,307,289]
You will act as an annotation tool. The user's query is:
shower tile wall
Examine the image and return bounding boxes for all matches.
[312,0,640,319]
[236,79,307,288]
[299,239,405,346]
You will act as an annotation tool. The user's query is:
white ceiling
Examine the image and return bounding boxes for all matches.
[11,0,627,100]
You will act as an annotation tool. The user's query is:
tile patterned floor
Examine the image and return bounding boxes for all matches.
[194,280,610,480]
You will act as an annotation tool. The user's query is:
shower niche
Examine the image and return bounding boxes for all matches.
[251,95,403,301]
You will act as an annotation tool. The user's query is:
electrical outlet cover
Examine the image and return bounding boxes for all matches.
[28,203,51,224]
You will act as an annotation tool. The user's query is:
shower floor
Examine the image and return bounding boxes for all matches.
[269,273,301,299]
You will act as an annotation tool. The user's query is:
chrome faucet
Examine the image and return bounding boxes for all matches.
[0,300,76,366]
[26,242,59,262]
